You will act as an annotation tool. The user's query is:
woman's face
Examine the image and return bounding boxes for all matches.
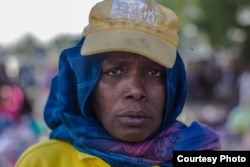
[91,52,166,142]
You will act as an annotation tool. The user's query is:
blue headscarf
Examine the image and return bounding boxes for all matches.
[44,38,220,167]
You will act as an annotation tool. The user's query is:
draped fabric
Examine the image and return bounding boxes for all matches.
[44,38,220,167]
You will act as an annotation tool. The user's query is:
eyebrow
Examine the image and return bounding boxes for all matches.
[103,53,165,68]
[102,55,132,66]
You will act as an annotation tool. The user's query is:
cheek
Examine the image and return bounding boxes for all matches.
[150,86,166,120]
[91,82,118,121]
[151,85,166,106]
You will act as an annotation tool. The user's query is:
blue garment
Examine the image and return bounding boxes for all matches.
[44,38,220,167]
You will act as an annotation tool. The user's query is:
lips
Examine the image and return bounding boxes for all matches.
[118,110,151,126]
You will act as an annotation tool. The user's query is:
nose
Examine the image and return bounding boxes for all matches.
[125,74,147,101]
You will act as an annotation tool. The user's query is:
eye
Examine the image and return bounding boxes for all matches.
[147,70,162,77]
[107,69,123,76]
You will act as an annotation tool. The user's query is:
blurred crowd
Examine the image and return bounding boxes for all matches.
[0,42,249,166]
[179,50,250,151]
[0,53,56,166]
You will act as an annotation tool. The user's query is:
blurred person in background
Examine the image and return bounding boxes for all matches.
[226,66,250,150]
[0,63,40,167]
[15,0,220,166]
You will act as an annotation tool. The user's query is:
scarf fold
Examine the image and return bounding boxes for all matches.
[73,121,220,166]
[44,38,220,167]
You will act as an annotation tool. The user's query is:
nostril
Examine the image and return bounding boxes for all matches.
[127,92,147,101]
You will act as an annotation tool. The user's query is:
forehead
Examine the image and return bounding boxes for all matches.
[104,51,162,66]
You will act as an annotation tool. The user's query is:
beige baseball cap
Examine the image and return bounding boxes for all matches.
[81,0,179,68]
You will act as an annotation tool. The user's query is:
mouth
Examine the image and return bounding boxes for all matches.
[118,111,150,126]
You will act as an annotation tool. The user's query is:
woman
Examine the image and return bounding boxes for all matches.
[15,0,220,166]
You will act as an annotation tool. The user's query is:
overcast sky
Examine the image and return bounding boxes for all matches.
[0,0,101,45]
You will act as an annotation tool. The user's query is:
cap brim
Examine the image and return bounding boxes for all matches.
[81,29,176,68]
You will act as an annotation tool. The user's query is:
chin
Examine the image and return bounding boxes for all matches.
[116,133,150,143]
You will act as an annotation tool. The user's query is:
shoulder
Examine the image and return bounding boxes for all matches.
[17,139,74,157]
[15,140,76,167]
[15,140,110,167]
